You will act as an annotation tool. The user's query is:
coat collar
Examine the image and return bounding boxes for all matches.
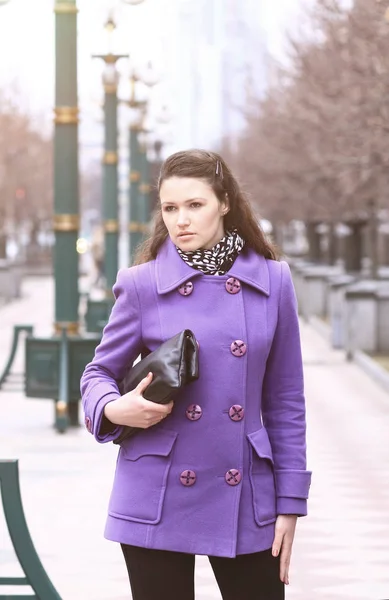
[155,238,270,296]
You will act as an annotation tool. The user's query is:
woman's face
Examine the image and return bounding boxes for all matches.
[160,176,228,251]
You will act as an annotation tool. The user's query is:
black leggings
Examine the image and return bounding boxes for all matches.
[121,544,285,600]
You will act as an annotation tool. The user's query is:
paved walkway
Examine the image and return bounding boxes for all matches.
[0,277,389,599]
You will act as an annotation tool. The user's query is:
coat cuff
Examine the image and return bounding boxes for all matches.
[277,497,308,517]
[94,394,124,443]
[83,382,123,443]
[275,469,312,499]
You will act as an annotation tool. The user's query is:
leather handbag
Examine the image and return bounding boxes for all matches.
[113,329,199,444]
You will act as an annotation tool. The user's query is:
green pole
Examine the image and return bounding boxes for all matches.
[138,137,151,241]
[129,125,142,263]
[53,0,79,336]
[102,69,119,292]
[92,49,127,291]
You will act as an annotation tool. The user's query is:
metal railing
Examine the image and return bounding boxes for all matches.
[0,460,62,599]
[0,326,33,391]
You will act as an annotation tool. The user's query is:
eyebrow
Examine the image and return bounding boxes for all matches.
[160,197,207,205]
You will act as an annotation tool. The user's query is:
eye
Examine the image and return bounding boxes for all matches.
[190,202,202,209]
[163,205,176,212]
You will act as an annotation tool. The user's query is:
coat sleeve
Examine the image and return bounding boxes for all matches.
[262,261,312,516]
[80,268,143,443]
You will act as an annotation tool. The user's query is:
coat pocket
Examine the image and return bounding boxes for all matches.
[247,427,277,527]
[108,428,178,524]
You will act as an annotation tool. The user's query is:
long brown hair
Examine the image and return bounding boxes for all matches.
[134,149,278,264]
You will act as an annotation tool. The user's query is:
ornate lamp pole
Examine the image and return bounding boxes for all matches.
[84,16,128,333]
[127,73,147,262]
[53,0,80,336]
[22,0,99,432]
[93,16,127,294]
[126,62,159,263]
[138,128,151,243]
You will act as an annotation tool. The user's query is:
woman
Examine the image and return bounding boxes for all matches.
[81,149,311,600]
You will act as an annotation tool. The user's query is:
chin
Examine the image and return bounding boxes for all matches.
[176,237,201,252]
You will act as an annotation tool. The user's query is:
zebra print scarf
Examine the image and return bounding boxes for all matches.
[176,229,245,276]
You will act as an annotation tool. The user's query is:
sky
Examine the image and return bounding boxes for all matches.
[0,0,314,151]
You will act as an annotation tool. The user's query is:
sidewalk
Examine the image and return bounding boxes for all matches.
[1,277,389,599]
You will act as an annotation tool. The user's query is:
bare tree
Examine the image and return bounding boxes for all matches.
[224,0,389,267]
[0,90,53,259]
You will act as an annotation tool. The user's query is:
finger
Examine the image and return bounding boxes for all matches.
[135,372,153,394]
[280,542,292,584]
[272,529,284,558]
[149,412,169,427]
[142,398,173,414]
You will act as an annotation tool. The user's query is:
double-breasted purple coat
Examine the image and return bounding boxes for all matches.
[81,238,311,558]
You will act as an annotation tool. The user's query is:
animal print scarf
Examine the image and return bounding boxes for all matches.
[176,228,245,276]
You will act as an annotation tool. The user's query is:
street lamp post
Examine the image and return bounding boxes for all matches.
[93,17,127,294]
[129,122,143,261]
[138,129,151,240]
[127,74,147,263]
[118,0,150,266]
[22,0,100,432]
[126,63,159,263]
[85,17,127,332]
[53,0,80,337]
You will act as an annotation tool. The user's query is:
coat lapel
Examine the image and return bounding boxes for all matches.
[156,238,270,297]
[155,238,203,294]
[228,247,270,297]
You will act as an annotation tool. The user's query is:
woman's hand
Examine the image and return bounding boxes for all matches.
[104,372,174,429]
[272,515,298,585]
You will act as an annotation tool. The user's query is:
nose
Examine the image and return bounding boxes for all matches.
[177,210,190,227]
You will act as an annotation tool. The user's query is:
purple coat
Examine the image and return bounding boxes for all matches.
[81,239,311,558]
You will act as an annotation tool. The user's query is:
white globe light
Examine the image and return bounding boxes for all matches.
[121,0,144,4]
[141,61,160,87]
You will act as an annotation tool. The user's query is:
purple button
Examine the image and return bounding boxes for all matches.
[178,282,194,296]
[226,277,241,295]
[180,470,197,486]
[230,340,247,357]
[85,416,92,433]
[186,404,202,421]
[229,405,245,422]
[225,469,242,486]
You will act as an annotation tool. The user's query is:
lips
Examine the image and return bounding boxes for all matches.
[178,233,195,238]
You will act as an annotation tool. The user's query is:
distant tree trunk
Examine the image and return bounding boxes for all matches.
[382,233,389,267]
[367,199,379,279]
[306,220,322,263]
[0,234,6,259]
[344,220,366,272]
[327,220,338,266]
[0,207,7,259]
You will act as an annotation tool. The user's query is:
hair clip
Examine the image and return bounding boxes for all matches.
[216,160,223,180]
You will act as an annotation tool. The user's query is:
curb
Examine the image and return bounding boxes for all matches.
[353,350,389,394]
[308,316,389,395]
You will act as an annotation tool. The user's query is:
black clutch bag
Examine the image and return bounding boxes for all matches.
[113,329,199,444]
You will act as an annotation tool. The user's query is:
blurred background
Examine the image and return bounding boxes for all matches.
[0,0,313,274]
[1,0,389,281]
